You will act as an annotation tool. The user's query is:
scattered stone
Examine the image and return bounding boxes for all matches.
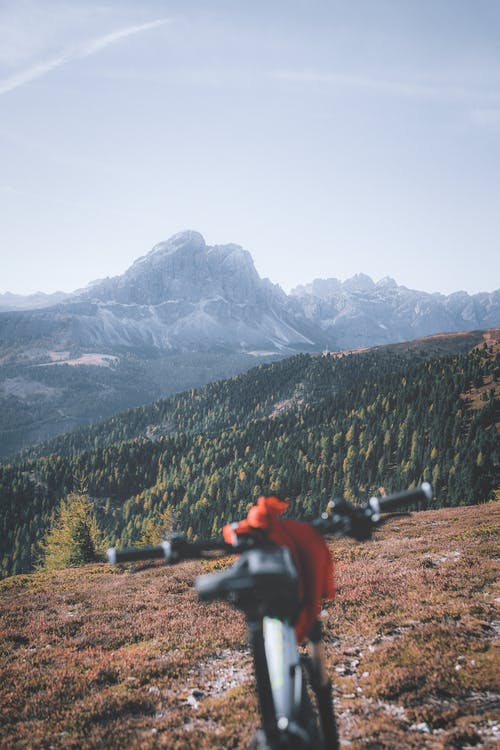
[485,720,500,740]
[411,722,431,733]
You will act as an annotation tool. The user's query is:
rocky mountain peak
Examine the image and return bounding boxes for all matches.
[149,230,207,258]
[84,232,265,307]
[33,231,316,351]
[342,273,376,292]
[376,276,398,289]
[1,232,498,357]
[290,278,342,299]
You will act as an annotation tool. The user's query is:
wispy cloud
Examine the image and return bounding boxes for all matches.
[0,18,170,96]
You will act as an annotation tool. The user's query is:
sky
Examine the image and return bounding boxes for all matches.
[1,0,499,296]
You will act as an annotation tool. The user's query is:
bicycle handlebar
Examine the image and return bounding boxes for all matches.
[372,482,432,513]
[107,535,232,565]
[107,541,172,565]
[107,483,432,565]
[311,482,433,540]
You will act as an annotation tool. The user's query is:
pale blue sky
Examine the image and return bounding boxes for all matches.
[1,0,499,295]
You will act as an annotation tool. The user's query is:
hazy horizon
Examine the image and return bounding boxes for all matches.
[1,1,499,297]
[0,228,498,299]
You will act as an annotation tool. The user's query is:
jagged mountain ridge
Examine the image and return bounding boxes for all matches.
[291,275,500,349]
[0,232,317,353]
[1,230,499,455]
[1,230,498,353]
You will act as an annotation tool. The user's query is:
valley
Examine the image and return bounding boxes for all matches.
[0,330,497,578]
[1,231,498,456]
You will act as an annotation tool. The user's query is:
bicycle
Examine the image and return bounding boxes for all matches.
[108,482,432,749]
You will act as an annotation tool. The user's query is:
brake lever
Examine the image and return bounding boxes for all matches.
[314,498,373,541]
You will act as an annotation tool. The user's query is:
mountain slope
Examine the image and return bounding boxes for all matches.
[1,231,499,456]
[0,502,498,749]
[20,328,497,462]
[2,231,499,354]
[292,275,500,349]
[1,331,498,578]
[0,350,283,459]
[0,232,318,353]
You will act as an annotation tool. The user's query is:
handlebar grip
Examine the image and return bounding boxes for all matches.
[373,483,432,513]
[107,541,171,564]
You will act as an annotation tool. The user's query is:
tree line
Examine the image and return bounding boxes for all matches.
[1,343,498,577]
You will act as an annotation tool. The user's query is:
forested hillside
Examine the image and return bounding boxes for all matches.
[0,350,282,458]
[0,333,498,578]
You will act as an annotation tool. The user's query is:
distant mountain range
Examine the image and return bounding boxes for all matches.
[0,230,499,455]
[292,274,500,350]
[1,231,498,353]
[0,232,316,353]
[0,290,72,312]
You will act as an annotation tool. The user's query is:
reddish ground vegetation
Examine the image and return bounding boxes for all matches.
[460,338,499,430]
[325,328,495,360]
[1,503,499,749]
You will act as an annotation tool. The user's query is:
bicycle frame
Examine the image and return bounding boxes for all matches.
[196,546,321,749]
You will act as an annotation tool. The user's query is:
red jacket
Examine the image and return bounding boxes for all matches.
[223,495,335,643]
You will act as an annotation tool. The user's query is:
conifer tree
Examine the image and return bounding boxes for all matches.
[39,492,100,570]
[139,506,178,545]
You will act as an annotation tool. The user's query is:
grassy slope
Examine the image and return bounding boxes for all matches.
[0,502,499,750]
